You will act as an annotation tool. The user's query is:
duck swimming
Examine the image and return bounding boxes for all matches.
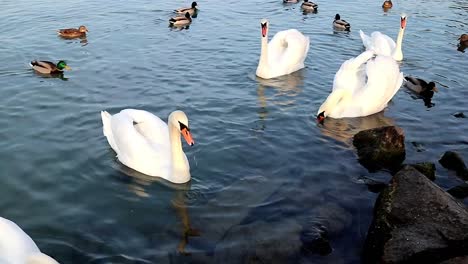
[30,60,71,74]
[175,2,198,16]
[57,25,88,38]
[169,12,192,27]
[404,76,438,98]
[301,0,318,11]
[382,0,393,8]
[333,14,350,31]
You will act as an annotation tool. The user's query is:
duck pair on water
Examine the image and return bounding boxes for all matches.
[169,1,198,27]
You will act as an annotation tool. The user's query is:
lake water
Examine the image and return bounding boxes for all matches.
[0,0,467,263]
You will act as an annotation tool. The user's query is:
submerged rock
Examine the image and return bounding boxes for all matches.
[439,151,468,180]
[448,183,468,199]
[213,219,304,264]
[407,162,436,181]
[453,112,466,118]
[357,176,388,193]
[353,126,405,172]
[363,166,468,264]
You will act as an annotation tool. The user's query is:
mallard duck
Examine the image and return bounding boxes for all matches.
[382,0,393,8]
[169,12,192,27]
[57,25,88,38]
[30,60,71,74]
[333,14,350,31]
[175,2,198,16]
[404,76,438,98]
[301,0,318,11]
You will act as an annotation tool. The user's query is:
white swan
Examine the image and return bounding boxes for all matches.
[101,109,195,184]
[256,18,310,79]
[359,14,407,61]
[0,217,59,264]
[317,50,403,121]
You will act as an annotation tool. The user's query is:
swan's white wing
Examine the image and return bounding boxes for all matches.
[0,217,41,263]
[355,55,403,115]
[359,30,373,50]
[268,29,309,73]
[106,109,171,177]
[333,50,374,93]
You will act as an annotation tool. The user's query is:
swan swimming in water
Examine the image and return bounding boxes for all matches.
[101,109,195,184]
[0,217,59,264]
[359,14,407,61]
[317,50,403,121]
[256,19,310,79]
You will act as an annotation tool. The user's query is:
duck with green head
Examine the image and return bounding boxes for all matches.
[30,60,71,74]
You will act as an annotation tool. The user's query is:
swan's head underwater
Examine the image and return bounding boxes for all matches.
[169,110,195,146]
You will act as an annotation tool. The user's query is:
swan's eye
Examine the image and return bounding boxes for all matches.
[179,121,190,131]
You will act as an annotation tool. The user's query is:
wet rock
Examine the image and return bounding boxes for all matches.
[453,112,466,118]
[353,126,405,172]
[439,151,468,180]
[213,219,304,264]
[448,183,468,199]
[363,166,468,264]
[407,162,436,181]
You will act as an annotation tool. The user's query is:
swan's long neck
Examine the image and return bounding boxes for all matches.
[259,34,269,68]
[393,26,405,61]
[169,123,190,183]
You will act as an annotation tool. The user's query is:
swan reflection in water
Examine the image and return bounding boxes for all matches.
[255,70,304,130]
[117,165,200,254]
[317,111,396,146]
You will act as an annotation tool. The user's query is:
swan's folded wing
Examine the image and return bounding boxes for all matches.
[268,29,309,72]
[332,50,374,93]
[357,55,403,113]
[369,32,396,56]
[110,110,171,173]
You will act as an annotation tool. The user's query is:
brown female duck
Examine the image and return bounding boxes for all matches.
[57,25,88,38]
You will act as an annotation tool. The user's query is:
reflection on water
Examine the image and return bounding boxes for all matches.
[117,164,198,254]
[32,71,69,81]
[318,112,396,146]
[255,70,304,130]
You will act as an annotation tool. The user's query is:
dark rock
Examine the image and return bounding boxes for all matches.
[453,112,466,118]
[353,126,406,172]
[407,162,436,181]
[439,151,468,180]
[213,219,304,264]
[440,256,468,264]
[363,166,468,264]
[448,183,468,199]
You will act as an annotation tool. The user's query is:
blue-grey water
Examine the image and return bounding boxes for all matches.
[0,0,467,263]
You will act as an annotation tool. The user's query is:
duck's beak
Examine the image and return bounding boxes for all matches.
[433,86,439,93]
[181,128,195,146]
[64,65,71,70]
[317,111,325,123]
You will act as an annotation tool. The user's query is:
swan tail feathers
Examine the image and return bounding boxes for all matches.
[101,111,119,153]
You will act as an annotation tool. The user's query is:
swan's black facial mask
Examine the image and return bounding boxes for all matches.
[261,23,267,37]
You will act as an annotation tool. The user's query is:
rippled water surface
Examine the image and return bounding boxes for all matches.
[1,0,467,263]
